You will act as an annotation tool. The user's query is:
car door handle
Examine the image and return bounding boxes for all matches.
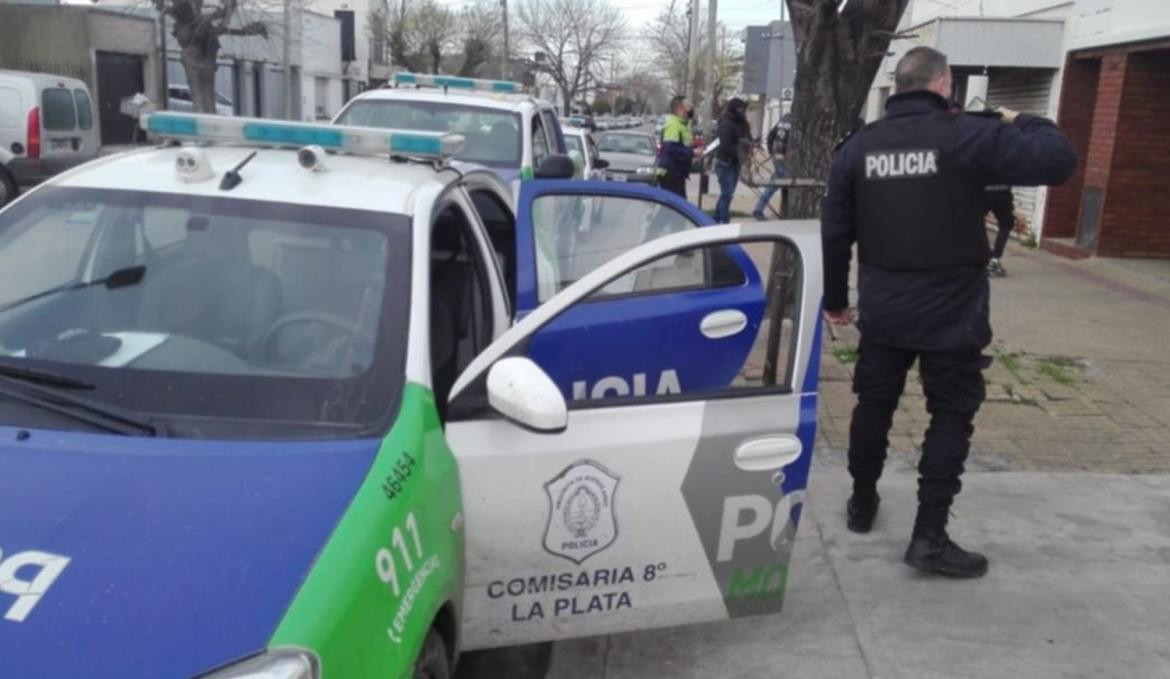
[733,435,803,471]
[700,309,748,339]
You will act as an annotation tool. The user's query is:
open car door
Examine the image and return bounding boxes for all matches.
[445,221,824,649]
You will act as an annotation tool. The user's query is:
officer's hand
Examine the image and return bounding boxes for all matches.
[824,309,853,326]
[997,106,1020,124]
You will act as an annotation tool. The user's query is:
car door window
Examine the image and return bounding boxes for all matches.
[531,194,700,301]
[74,89,93,131]
[540,110,561,152]
[430,201,496,419]
[531,239,800,404]
[530,114,550,168]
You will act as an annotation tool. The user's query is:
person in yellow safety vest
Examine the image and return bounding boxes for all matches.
[655,96,695,200]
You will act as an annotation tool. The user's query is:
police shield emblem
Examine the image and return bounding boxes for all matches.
[543,459,620,564]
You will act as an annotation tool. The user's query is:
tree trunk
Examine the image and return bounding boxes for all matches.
[760,0,908,381]
[181,42,220,114]
[783,0,910,219]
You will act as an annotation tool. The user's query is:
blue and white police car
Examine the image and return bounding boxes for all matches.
[0,111,826,675]
[333,73,567,184]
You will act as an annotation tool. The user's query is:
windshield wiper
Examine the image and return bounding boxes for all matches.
[0,361,94,389]
[0,371,160,436]
[0,265,146,315]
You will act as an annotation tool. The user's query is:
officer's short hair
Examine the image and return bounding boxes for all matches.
[895,47,949,93]
[670,95,686,113]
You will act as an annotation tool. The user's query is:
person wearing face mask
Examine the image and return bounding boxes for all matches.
[655,95,696,200]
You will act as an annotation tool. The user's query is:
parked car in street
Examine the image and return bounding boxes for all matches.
[166,84,234,116]
[0,110,824,678]
[562,124,608,179]
[0,69,98,207]
[596,130,659,182]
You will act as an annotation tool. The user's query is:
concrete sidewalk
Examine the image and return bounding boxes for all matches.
[547,460,1170,678]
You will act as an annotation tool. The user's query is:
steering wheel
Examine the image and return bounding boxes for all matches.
[259,311,370,372]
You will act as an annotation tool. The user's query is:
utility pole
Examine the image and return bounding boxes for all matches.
[683,0,692,106]
[706,0,717,124]
[500,0,510,80]
[283,0,293,119]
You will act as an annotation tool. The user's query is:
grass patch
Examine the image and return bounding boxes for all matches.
[1003,383,1039,406]
[1020,231,1039,249]
[1034,358,1078,386]
[996,351,1029,385]
[832,346,859,364]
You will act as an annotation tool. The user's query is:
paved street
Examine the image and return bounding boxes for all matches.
[533,242,1170,678]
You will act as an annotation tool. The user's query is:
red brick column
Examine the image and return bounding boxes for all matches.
[1043,57,1100,240]
[1096,51,1170,257]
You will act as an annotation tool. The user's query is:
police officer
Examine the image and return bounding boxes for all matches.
[822,46,1076,578]
[656,96,696,200]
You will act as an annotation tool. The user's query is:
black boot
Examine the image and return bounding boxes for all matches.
[904,532,989,578]
[846,493,880,533]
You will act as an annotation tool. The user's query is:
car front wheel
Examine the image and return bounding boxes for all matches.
[413,628,450,679]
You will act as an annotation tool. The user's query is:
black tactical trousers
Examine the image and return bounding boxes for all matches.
[659,175,687,201]
[847,340,988,536]
[986,191,1014,259]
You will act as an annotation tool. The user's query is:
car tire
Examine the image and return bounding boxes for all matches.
[0,168,17,208]
[413,628,450,679]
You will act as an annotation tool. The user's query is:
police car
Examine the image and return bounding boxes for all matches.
[0,112,824,678]
[333,73,567,183]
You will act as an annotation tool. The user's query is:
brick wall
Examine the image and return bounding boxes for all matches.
[1043,57,1099,239]
[1096,50,1170,257]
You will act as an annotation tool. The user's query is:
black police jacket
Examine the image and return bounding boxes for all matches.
[822,90,1076,352]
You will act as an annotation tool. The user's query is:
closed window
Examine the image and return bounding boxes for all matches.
[74,89,93,131]
[531,114,550,168]
[41,88,77,131]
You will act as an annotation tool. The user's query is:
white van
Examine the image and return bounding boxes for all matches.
[0,70,99,206]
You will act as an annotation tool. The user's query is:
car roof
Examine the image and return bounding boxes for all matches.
[348,88,551,114]
[0,69,88,90]
[48,144,454,216]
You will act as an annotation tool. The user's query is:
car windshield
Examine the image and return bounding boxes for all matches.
[335,99,522,168]
[564,135,582,154]
[0,186,411,439]
[597,134,655,156]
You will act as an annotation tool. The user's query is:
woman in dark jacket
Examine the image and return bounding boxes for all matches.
[713,97,751,223]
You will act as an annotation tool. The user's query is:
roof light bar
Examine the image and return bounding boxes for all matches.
[140,112,464,160]
[393,72,523,94]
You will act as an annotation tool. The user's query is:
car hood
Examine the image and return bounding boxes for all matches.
[599,151,656,172]
[0,426,378,678]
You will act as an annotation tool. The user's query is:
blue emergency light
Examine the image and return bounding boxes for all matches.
[392,72,522,94]
[140,112,464,161]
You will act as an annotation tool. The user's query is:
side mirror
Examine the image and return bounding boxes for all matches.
[593,158,610,170]
[486,357,568,433]
[534,154,576,180]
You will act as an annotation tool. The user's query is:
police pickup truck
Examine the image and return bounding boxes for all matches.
[0,112,823,678]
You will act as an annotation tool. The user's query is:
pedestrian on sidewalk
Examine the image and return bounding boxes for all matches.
[985,186,1014,276]
[752,113,791,220]
[822,46,1076,578]
[655,96,695,201]
[713,97,751,223]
